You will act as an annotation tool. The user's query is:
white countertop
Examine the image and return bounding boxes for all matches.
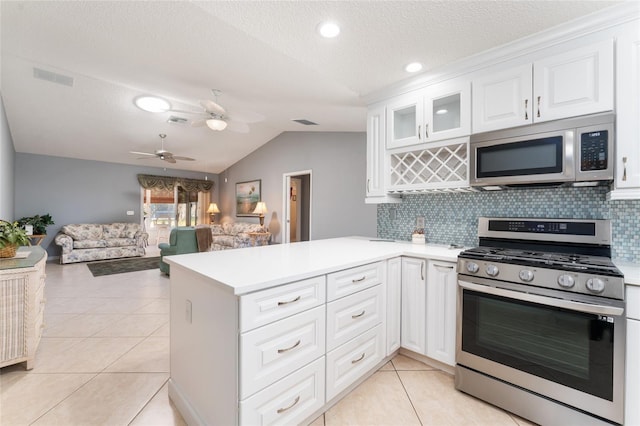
[615,260,640,286]
[166,237,464,295]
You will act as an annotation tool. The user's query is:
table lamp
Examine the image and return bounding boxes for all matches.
[252,202,268,226]
[207,203,220,223]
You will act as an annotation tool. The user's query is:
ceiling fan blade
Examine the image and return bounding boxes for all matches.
[191,119,207,127]
[163,157,177,164]
[173,156,196,161]
[226,121,250,134]
[136,157,157,160]
[129,151,156,156]
[200,99,226,116]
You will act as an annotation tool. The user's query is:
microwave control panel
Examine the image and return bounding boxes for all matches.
[580,130,608,171]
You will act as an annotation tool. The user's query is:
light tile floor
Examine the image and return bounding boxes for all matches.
[0,255,536,426]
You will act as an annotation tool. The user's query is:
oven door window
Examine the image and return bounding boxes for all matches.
[476,136,564,178]
[461,289,614,400]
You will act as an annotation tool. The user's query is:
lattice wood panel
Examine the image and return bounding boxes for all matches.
[389,141,470,192]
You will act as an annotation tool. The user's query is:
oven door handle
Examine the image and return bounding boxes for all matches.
[458,280,624,316]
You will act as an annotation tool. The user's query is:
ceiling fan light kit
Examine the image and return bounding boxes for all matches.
[206,118,228,131]
[134,96,171,113]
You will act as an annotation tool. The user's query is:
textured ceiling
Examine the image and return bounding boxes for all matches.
[0,1,621,173]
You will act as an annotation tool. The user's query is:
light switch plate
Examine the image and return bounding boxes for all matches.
[126,210,134,216]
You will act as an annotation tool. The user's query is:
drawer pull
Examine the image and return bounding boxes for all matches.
[277,339,301,354]
[351,353,366,364]
[352,276,366,283]
[276,396,300,414]
[351,310,366,319]
[277,295,301,306]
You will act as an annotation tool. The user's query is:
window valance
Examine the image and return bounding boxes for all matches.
[137,174,214,192]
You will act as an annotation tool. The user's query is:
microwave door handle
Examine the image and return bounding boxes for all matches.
[524,99,528,120]
[458,280,624,316]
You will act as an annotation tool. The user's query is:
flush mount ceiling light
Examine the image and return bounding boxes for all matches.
[206,118,228,131]
[318,21,340,38]
[404,62,423,73]
[436,109,448,115]
[134,96,170,113]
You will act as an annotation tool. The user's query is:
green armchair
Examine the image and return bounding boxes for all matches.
[159,227,198,275]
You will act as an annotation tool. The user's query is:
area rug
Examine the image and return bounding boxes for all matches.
[87,257,160,277]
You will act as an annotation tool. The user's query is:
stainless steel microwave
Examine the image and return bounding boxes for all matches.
[470,113,614,190]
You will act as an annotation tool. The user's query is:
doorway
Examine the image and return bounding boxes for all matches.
[283,170,312,243]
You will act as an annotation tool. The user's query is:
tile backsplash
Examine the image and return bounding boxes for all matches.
[377,186,640,262]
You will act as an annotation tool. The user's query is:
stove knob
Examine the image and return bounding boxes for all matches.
[586,278,605,294]
[519,269,534,282]
[466,262,479,273]
[557,274,575,289]
[486,264,499,277]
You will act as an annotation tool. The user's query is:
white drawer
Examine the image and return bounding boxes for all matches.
[240,276,326,332]
[325,324,384,401]
[240,305,325,399]
[326,285,383,351]
[627,286,640,320]
[240,356,325,426]
[327,262,384,301]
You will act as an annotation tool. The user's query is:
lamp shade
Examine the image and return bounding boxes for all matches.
[206,118,228,131]
[207,203,220,214]
[252,202,268,215]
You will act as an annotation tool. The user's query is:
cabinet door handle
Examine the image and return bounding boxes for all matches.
[425,123,429,138]
[351,353,366,364]
[524,99,528,120]
[352,276,366,283]
[434,264,454,271]
[352,310,366,319]
[367,178,370,193]
[421,261,425,281]
[276,396,300,414]
[277,339,301,354]
[622,157,628,181]
[418,125,421,140]
[537,96,541,118]
[277,295,301,306]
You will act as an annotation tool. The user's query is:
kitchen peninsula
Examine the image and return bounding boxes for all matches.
[165,237,463,425]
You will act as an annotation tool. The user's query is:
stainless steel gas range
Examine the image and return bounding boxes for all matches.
[455,217,625,425]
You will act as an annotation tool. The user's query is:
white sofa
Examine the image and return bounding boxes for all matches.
[210,223,270,250]
[54,223,148,264]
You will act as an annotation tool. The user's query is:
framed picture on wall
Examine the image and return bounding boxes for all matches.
[236,179,261,216]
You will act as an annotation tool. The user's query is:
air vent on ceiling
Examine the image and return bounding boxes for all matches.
[292,119,318,126]
[167,116,188,124]
[33,67,74,87]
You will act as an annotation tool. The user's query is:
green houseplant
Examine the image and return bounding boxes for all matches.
[0,220,31,258]
[17,214,55,235]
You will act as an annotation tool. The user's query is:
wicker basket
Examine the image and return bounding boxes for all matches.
[0,244,17,258]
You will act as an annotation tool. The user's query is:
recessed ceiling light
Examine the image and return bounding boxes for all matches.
[405,62,423,73]
[318,21,340,38]
[134,96,170,113]
[436,109,448,115]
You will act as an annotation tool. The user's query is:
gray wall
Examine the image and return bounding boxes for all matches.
[0,94,15,220]
[219,132,377,243]
[15,153,219,256]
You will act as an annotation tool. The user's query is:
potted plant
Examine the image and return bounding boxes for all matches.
[0,220,31,258]
[17,214,55,235]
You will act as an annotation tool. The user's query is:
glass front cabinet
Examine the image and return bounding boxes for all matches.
[386,78,470,149]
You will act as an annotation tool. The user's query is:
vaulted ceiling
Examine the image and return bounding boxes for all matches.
[0,1,621,173]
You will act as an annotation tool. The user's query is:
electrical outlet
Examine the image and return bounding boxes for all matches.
[416,216,425,229]
[185,299,192,323]
[126,210,134,216]
[389,208,397,221]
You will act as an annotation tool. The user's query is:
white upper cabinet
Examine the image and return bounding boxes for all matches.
[533,40,613,122]
[472,40,614,133]
[472,64,533,133]
[387,79,470,149]
[366,105,386,197]
[609,20,640,200]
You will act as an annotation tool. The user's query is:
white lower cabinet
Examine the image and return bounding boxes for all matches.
[386,257,402,355]
[240,305,325,399]
[401,257,427,355]
[326,324,384,401]
[426,261,457,366]
[240,357,325,426]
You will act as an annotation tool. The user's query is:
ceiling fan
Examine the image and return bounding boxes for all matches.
[130,134,195,164]
[176,89,263,134]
